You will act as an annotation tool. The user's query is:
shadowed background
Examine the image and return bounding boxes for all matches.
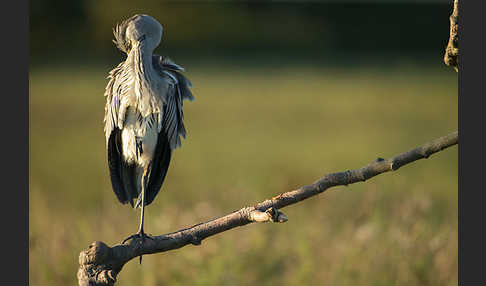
[29,1,457,285]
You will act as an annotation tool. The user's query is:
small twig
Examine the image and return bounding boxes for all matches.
[78,131,458,286]
[444,0,459,71]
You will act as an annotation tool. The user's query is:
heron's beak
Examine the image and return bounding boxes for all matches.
[130,35,146,52]
[137,35,146,42]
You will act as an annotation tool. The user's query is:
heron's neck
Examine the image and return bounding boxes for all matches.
[131,45,154,73]
[130,45,156,105]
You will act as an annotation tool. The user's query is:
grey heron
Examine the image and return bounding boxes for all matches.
[103,14,194,251]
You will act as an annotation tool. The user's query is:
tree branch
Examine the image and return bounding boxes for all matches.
[444,0,459,71]
[78,131,458,286]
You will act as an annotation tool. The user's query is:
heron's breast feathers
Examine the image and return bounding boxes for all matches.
[121,110,159,166]
[104,55,194,153]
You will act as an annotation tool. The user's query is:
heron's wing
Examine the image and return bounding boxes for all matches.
[104,61,136,143]
[107,128,138,206]
[143,86,181,206]
[104,62,138,206]
[143,55,194,206]
[104,62,122,143]
[152,54,194,150]
[144,125,172,206]
[152,54,194,102]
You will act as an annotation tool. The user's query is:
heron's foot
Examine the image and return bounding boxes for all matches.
[121,230,154,245]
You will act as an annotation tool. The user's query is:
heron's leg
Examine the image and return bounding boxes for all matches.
[135,169,147,265]
[121,163,154,245]
[138,163,152,236]
[137,163,154,264]
[138,175,147,235]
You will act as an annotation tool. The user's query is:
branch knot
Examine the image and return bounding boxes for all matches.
[249,207,288,223]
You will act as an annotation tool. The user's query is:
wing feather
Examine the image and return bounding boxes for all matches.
[104,62,139,206]
[152,54,194,149]
[142,55,194,205]
[144,130,172,206]
[107,128,138,206]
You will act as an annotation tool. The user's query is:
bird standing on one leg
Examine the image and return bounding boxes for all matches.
[103,14,194,262]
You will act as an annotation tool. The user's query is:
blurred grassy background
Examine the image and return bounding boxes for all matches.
[30,1,457,285]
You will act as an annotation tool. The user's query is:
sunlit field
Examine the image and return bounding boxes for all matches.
[29,64,457,286]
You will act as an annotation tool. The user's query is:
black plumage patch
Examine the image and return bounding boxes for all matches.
[135,136,143,160]
[107,128,139,207]
[144,128,172,206]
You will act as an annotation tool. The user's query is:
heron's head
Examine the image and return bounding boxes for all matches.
[113,14,163,54]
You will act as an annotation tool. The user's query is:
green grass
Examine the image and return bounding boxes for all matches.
[29,63,457,286]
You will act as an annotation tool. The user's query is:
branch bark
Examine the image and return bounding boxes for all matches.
[444,0,459,71]
[78,131,458,286]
